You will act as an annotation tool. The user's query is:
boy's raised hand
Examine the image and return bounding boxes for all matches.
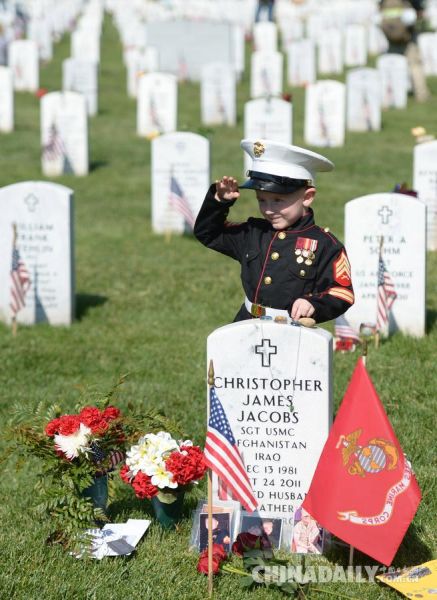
[215,176,240,202]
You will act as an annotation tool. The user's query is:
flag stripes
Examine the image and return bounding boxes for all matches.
[10,246,30,316]
[205,386,257,513]
[169,175,196,230]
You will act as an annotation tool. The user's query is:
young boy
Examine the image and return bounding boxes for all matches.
[194,139,354,323]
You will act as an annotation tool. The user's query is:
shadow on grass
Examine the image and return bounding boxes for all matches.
[89,160,109,172]
[325,523,432,569]
[75,293,108,320]
[107,490,200,522]
[426,308,437,334]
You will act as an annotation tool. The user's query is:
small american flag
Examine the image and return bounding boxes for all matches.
[204,386,257,513]
[261,67,271,96]
[334,314,360,343]
[169,175,196,230]
[42,123,66,162]
[149,95,162,131]
[376,255,397,332]
[10,239,31,317]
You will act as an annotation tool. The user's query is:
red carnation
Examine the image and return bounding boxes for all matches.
[165,445,207,486]
[45,418,61,436]
[102,406,120,421]
[131,471,159,499]
[197,544,227,575]
[120,464,132,484]
[79,407,108,434]
[57,415,81,436]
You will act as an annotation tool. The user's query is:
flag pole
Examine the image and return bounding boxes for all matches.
[375,236,384,349]
[207,359,215,598]
[11,223,18,337]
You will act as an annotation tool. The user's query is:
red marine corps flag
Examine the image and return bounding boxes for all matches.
[302,358,421,566]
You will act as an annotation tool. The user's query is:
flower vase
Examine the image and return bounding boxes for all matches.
[83,475,108,512]
[151,491,185,529]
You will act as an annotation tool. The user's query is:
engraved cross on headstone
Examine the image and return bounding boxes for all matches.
[24,193,39,212]
[255,338,277,367]
[378,205,393,225]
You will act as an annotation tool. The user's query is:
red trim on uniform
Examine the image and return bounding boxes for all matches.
[277,224,315,235]
[254,232,278,304]
[314,226,337,246]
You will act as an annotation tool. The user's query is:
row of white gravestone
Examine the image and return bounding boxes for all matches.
[0,168,429,333]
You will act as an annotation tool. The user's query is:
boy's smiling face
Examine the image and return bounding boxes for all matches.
[256,186,316,230]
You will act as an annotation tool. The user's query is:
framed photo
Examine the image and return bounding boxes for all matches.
[239,514,283,549]
[291,507,324,554]
[199,512,231,553]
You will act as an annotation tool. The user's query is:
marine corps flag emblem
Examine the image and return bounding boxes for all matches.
[302,358,421,566]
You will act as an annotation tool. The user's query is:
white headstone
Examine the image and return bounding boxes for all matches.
[41,91,88,176]
[232,23,245,80]
[244,97,293,172]
[367,25,389,56]
[151,132,209,234]
[0,66,13,132]
[207,320,332,528]
[287,39,316,87]
[304,80,345,147]
[377,54,408,109]
[200,62,236,126]
[28,16,53,62]
[251,51,283,99]
[413,140,437,251]
[0,181,74,326]
[146,21,234,81]
[345,193,426,337]
[8,39,39,92]
[63,58,98,116]
[137,72,177,137]
[344,24,367,67]
[71,29,100,63]
[417,32,437,76]
[279,18,304,52]
[317,29,343,75]
[253,21,278,53]
[346,68,381,132]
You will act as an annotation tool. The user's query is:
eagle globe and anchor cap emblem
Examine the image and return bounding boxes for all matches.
[336,429,399,478]
[253,140,265,157]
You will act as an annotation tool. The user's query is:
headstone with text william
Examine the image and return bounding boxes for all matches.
[8,39,39,92]
[0,181,74,326]
[287,39,316,87]
[345,193,426,337]
[207,320,332,536]
[304,80,345,147]
[63,58,98,117]
[151,132,209,234]
[137,72,177,137]
[346,68,381,132]
[376,53,408,109]
[41,91,88,176]
[243,98,293,173]
[0,66,13,132]
[413,140,437,251]
[200,62,236,127]
[250,51,283,99]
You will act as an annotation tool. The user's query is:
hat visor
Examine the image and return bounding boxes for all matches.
[239,178,307,195]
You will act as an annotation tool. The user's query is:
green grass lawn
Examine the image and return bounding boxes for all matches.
[0,15,436,600]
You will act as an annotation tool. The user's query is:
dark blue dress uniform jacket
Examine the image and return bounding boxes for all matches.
[194,185,355,323]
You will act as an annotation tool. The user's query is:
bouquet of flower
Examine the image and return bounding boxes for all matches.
[120,431,207,503]
[45,405,124,467]
[5,379,183,547]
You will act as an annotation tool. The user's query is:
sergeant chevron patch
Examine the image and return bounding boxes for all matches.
[328,286,354,304]
[333,250,352,286]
